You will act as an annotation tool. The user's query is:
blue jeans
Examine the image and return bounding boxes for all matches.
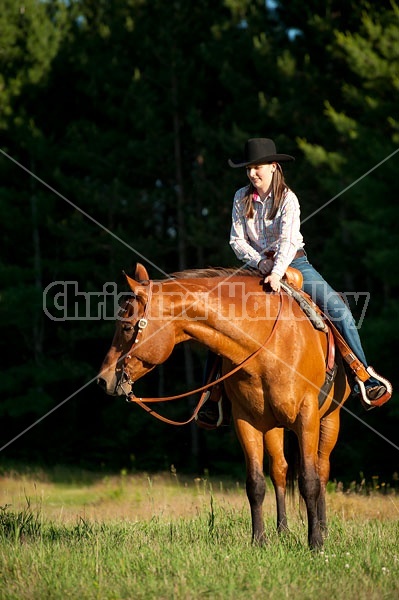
[290,252,369,370]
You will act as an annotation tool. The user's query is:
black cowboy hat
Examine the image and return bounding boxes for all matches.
[228,138,295,168]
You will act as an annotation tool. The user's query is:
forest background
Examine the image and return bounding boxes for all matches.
[0,0,398,486]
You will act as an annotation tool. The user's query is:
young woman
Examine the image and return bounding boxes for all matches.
[197,138,390,428]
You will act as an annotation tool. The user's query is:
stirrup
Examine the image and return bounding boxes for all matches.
[355,366,393,408]
[195,395,225,430]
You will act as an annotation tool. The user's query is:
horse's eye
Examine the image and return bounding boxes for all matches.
[122,324,134,332]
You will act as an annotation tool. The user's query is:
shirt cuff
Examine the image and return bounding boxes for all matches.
[271,266,285,278]
[247,257,261,268]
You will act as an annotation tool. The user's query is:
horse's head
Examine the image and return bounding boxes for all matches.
[97,263,176,397]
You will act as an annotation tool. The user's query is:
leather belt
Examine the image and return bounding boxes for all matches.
[293,249,305,260]
[264,249,305,260]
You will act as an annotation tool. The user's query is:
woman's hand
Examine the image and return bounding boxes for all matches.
[257,258,274,275]
[264,272,281,292]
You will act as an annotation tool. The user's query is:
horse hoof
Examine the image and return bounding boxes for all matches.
[252,533,269,546]
[277,524,290,535]
[309,536,324,551]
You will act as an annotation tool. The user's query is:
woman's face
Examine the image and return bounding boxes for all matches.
[246,162,277,194]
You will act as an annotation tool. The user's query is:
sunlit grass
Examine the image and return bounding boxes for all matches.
[0,466,398,599]
[0,467,252,523]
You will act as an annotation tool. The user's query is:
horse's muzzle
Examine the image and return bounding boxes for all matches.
[97,371,132,397]
[97,375,113,394]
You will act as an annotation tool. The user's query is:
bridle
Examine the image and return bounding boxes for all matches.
[129,279,153,346]
[120,278,286,426]
[116,280,153,395]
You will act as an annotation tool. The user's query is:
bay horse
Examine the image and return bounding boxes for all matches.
[97,263,350,549]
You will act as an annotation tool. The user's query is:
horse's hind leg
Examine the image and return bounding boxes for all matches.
[318,408,341,533]
[235,419,266,544]
[264,428,288,533]
[297,405,323,550]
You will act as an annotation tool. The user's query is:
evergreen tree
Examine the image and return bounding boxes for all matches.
[0,0,396,479]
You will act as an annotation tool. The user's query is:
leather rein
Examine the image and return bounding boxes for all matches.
[123,280,286,426]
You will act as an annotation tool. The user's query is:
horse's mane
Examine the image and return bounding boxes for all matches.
[166,267,260,280]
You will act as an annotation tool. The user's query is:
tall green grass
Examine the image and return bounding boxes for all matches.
[0,469,398,599]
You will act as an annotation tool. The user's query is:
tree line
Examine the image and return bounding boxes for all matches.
[0,0,398,483]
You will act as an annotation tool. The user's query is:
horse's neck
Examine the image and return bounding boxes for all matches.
[167,279,278,361]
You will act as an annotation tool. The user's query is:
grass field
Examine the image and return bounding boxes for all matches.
[0,466,398,599]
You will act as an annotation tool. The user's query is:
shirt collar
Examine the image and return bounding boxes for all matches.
[253,190,272,202]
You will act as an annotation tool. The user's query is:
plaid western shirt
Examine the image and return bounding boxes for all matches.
[229,185,304,278]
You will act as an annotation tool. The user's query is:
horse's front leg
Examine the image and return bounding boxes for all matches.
[264,428,288,533]
[235,418,266,544]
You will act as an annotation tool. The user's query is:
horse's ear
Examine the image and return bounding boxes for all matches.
[124,271,149,301]
[135,263,149,282]
[123,264,150,297]
[123,271,142,296]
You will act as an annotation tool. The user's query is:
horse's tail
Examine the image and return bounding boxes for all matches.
[284,429,299,498]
